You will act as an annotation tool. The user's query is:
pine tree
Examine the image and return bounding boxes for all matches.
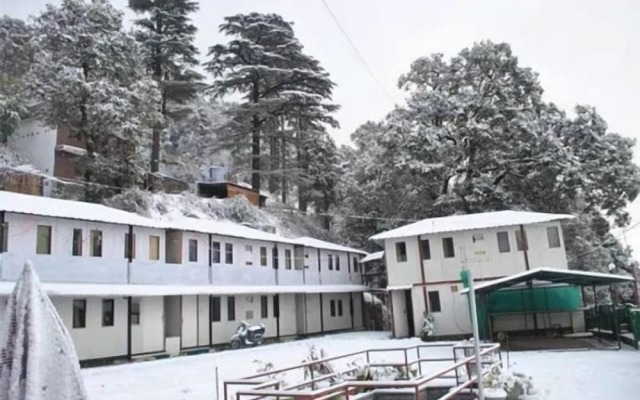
[129,0,204,173]
[205,13,337,194]
[29,0,161,199]
[0,16,34,142]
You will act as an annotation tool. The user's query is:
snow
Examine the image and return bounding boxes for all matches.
[81,331,640,400]
[369,211,576,241]
[0,282,368,297]
[291,236,367,255]
[0,262,87,399]
[361,251,384,263]
[166,217,298,245]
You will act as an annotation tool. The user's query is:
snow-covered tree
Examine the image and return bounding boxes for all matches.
[29,0,161,199]
[0,16,34,142]
[129,0,204,173]
[205,13,337,194]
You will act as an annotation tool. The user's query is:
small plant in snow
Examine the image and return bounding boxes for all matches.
[484,365,540,400]
[301,345,335,389]
[420,313,435,341]
[253,360,285,386]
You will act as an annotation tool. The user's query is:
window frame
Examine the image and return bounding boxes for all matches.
[225,243,233,264]
[72,228,83,256]
[428,291,442,313]
[90,229,103,257]
[497,231,510,253]
[211,296,221,322]
[442,237,455,259]
[260,246,268,266]
[72,299,86,329]
[338,299,343,316]
[0,222,7,252]
[285,249,292,270]
[260,295,268,319]
[188,239,198,262]
[516,229,528,251]
[131,300,141,325]
[272,247,279,269]
[36,225,52,255]
[328,254,333,270]
[547,226,561,248]
[227,296,236,321]
[336,255,341,271]
[102,298,115,327]
[245,244,253,265]
[420,239,431,260]
[330,299,336,317]
[124,233,136,259]
[212,241,221,264]
[149,235,160,260]
[353,256,359,273]
[395,242,407,263]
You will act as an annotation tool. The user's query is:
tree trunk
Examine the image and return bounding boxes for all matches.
[297,114,308,212]
[280,126,287,204]
[251,114,261,192]
[150,127,161,173]
[268,130,279,194]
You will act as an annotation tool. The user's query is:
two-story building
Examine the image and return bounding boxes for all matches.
[0,191,367,362]
[370,210,577,338]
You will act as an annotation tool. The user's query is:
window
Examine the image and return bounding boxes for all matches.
[420,239,431,260]
[90,230,102,257]
[353,257,359,272]
[338,300,343,316]
[547,226,561,248]
[188,239,198,262]
[212,241,221,263]
[516,230,528,251]
[0,222,7,252]
[497,231,510,253]
[261,296,268,319]
[211,296,221,322]
[472,233,485,243]
[260,247,267,266]
[272,247,279,269]
[36,225,52,255]
[72,299,86,329]
[442,237,455,258]
[245,245,253,265]
[131,300,140,325]
[336,255,340,271]
[328,254,333,270]
[330,300,336,317]
[124,233,136,259]
[149,235,160,260]
[273,295,280,318]
[285,249,292,270]
[72,228,82,256]
[428,291,441,313]
[225,243,234,264]
[227,296,236,321]
[102,299,114,326]
[395,242,407,262]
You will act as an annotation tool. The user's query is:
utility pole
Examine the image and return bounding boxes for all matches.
[461,268,485,400]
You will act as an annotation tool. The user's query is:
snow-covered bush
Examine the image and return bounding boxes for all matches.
[301,345,335,389]
[420,313,435,340]
[484,365,540,400]
[253,359,286,387]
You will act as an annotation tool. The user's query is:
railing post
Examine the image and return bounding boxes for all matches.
[366,350,370,365]
[345,384,350,400]
[223,382,228,400]
[310,367,315,390]
[404,349,409,376]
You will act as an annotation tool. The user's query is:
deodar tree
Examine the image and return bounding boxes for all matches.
[129,0,204,173]
[29,0,161,199]
[205,13,338,197]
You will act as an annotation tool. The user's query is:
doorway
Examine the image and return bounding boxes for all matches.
[404,289,415,337]
[164,296,181,354]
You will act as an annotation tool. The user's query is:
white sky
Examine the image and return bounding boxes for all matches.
[3,0,639,153]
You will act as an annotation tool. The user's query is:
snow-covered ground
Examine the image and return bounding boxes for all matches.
[82,332,640,400]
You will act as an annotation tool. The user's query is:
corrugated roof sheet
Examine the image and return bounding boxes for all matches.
[290,236,367,255]
[370,210,575,241]
[360,251,384,263]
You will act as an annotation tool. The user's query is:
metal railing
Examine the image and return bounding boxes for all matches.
[225,342,502,400]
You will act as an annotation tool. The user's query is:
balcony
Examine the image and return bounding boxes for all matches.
[129,261,209,285]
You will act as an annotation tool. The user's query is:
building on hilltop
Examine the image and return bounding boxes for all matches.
[370,210,586,339]
[0,190,367,363]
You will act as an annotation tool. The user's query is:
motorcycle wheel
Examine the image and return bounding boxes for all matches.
[230,339,242,350]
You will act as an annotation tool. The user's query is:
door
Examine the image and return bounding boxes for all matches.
[404,290,415,337]
[181,295,198,348]
[295,294,307,335]
[164,296,182,354]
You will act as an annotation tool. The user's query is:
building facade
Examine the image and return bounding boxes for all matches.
[370,211,578,338]
[0,191,366,362]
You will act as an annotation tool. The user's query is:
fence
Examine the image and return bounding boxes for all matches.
[225,342,502,400]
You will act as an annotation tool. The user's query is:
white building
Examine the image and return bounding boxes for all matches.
[369,211,577,338]
[0,191,367,362]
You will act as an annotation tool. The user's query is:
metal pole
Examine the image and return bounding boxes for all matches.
[466,269,485,400]
[215,367,219,400]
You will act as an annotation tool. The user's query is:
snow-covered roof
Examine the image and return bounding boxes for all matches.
[165,217,298,245]
[0,190,163,229]
[370,210,575,241]
[360,251,384,263]
[0,282,369,297]
[291,236,367,255]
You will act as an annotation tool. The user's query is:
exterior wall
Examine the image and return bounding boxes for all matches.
[322,292,353,331]
[305,294,322,333]
[211,294,279,345]
[318,249,353,285]
[279,293,297,336]
[390,290,409,338]
[10,118,57,175]
[413,283,471,337]
[131,296,164,355]
[384,237,422,287]
[53,297,128,361]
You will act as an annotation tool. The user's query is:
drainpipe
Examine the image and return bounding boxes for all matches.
[317,248,322,285]
[347,252,352,283]
[208,295,213,347]
[0,211,5,254]
[208,233,213,284]
[319,293,325,333]
[350,292,355,329]
[417,237,429,316]
[126,225,134,360]
[275,294,281,339]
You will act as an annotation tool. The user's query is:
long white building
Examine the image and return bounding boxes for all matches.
[370,211,579,338]
[0,191,367,362]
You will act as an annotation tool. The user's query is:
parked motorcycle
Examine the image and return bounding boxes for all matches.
[230,321,266,349]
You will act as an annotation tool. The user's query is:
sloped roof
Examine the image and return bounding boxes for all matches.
[360,251,384,263]
[166,217,298,245]
[370,210,575,241]
[460,267,634,294]
[291,236,367,255]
